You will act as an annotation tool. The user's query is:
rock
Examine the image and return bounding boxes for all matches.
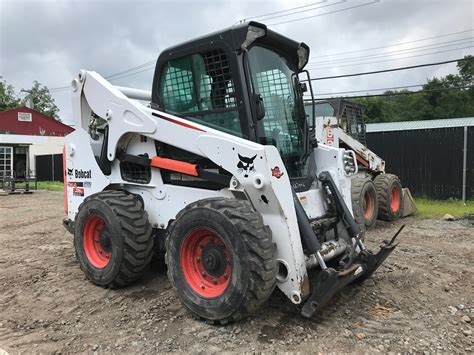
[448,306,458,315]
[443,214,455,221]
[355,332,367,340]
[461,315,471,323]
[462,329,472,336]
[91,344,98,351]
[457,304,465,310]
[444,285,450,292]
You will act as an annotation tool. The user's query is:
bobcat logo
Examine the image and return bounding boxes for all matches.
[237,154,257,178]
[67,168,74,176]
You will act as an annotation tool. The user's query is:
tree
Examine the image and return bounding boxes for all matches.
[22,81,60,120]
[457,55,473,86]
[353,56,474,122]
[0,80,21,111]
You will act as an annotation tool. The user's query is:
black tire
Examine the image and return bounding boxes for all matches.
[351,176,378,228]
[374,173,403,221]
[74,190,153,288]
[166,197,277,324]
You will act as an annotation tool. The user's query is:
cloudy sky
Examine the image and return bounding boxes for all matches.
[1,0,473,125]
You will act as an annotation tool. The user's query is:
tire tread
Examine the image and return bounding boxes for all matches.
[166,197,277,325]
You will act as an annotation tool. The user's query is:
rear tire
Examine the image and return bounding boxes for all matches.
[374,173,403,221]
[166,198,277,324]
[352,176,378,228]
[74,190,153,288]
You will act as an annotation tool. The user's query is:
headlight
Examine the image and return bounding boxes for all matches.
[342,150,357,175]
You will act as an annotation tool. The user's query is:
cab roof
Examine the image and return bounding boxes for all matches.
[157,21,309,71]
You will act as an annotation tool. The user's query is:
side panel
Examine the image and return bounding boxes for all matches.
[313,144,353,214]
[64,129,110,221]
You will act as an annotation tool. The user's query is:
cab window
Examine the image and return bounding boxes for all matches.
[159,49,241,137]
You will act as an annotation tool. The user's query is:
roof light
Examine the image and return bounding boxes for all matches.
[241,25,266,50]
[297,45,309,70]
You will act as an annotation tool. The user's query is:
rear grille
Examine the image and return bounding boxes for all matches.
[120,160,151,184]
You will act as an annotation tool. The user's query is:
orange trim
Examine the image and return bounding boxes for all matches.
[63,145,68,215]
[355,154,369,168]
[150,156,199,176]
[153,113,206,132]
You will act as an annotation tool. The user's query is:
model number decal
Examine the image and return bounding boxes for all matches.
[68,181,91,188]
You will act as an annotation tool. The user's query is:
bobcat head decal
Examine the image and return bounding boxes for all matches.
[237,154,257,178]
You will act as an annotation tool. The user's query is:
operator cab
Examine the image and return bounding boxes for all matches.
[151,22,313,180]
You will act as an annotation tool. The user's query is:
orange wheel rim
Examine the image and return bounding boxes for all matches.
[363,191,375,220]
[180,227,231,298]
[83,215,112,268]
[390,186,401,213]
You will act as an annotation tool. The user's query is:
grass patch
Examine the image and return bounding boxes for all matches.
[37,181,64,192]
[415,198,474,219]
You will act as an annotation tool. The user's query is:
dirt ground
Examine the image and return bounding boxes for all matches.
[0,190,473,353]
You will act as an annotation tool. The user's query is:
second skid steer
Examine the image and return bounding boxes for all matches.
[63,21,402,323]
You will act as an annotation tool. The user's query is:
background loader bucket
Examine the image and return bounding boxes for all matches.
[402,188,416,217]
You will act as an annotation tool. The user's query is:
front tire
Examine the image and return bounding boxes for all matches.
[74,190,153,288]
[374,173,403,221]
[166,198,277,324]
[352,176,378,228]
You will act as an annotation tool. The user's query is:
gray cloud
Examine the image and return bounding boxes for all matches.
[1,0,472,124]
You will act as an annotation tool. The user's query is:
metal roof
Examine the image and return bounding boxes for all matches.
[366,117,474,132]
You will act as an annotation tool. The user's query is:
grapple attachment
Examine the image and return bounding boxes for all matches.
[301,226,403,317]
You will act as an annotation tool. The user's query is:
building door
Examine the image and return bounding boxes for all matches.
[0,147,13,179]
[13,146,28,178]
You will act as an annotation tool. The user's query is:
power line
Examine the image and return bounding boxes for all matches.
[105,59,156,79]
[312,29,474,58]
[250,1,345,23]
[235,1,327,23]
[307,45,474,69]
[303,57,473,81]
[311,37,473,64]
[106,65,155,81]
[309,85,472,100]
[314,84,424,96]
[268,1,379,26]
[50,61,156,92]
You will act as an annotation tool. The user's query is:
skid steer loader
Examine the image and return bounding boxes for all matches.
[305,99,413,228]
[62,21,402,323]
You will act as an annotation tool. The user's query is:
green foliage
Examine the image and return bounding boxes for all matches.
[415,198,474,219]
[0,80,21,111]
[37,181,64,191]
[354,56,474,123]
[0,80,60,120]
[22,81,60,120]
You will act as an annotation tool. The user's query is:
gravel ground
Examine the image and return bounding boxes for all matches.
[0,190,473,353]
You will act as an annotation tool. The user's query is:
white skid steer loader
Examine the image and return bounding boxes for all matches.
[63,22,403,323]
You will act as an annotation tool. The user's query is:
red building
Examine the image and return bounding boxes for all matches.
[0,107,73,136]
[0,107,74,180]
